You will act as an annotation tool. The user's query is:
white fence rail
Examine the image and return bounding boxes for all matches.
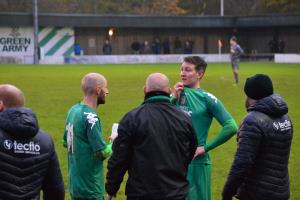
[2,54,300,64]
[39,54,230,64]
[274,54,300,63]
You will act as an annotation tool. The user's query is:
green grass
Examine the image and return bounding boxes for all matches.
[0,62,299,200]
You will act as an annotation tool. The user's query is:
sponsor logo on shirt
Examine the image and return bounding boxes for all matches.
[84,112,98,129]
[3,139,40,155]
[273,120,292,131]
[4,139,13,150]
[66,122,74,154]
[205,92,218,104]
[179,106,193,117]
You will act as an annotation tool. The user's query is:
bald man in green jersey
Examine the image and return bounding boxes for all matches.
[172,56,238,200]
[63,73,112,200]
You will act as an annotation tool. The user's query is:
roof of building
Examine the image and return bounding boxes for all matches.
[1,12,300,28]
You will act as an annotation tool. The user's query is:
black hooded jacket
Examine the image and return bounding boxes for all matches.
[222,94,293,200]
[0,107,64,200]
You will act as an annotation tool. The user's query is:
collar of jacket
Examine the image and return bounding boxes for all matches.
[143,91,171,104]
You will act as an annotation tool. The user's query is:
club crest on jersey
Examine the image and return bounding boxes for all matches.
[180,95,186,106]
[84,112,98,129]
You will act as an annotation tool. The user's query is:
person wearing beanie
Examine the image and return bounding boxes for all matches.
[244,74,274,100]
[222,74,293,200]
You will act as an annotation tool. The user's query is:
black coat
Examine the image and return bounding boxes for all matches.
[106,94,197,200]
[222,94,293,200]
[0,108,64,200]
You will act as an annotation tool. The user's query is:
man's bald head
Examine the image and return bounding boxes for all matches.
[81,73,107,96]
[145,73,170,94]
[0,84,25,110]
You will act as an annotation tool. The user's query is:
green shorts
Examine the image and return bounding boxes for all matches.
[186,163,212,200]
[71,196,104,200]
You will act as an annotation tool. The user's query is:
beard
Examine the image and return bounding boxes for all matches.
[97,91,106,105]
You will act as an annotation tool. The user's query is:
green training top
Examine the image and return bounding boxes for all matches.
[63,102,106,198]
[171,87,237,164]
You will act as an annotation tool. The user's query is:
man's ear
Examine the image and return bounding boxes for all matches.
[96,85,102,95]
[0,100,4,112]
[144,86,147,95]
[197,70,204,80]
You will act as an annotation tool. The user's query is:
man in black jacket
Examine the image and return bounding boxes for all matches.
[222,74,293,200]
[106,73,197,200]
[0,84,65,200]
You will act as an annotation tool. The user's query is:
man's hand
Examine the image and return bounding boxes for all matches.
[172,82,184,99]
[193,146,206,159]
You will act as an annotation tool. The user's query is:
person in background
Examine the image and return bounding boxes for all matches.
[152,37,162,54]
[103,40,112,55]
[0,84,64,200]
[230,36,244,85]
[74,43,82,55]
[106,73,197,200]
[63,73,112,200]
[222,74,293,200]
[174,36,182,54]
[131,40,141,54]
[163,38,171,54]
[183,40,193,54]
[172,56,238,200]
[278,39,285,53]
[141,40,152,54]
[269,36,278,54]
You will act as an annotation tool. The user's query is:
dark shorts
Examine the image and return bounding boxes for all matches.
[231,60,239,70]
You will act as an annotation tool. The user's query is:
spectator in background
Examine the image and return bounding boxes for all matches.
[131,40,141,54]
[0,84,65,200]
[141,40,152,54]
[174,36,182,54]
[268,36,278,53]
[103,40,112,55]
[222,74,293,200]
[184,40,193,54]
[106,73,197,200]
[163,38,171,54]
[152,37,162,54]
[74,43,82,55]
[278,39,285,53]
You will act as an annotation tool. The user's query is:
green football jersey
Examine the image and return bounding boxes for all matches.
[63,102,106,198]
[172,87,233,164]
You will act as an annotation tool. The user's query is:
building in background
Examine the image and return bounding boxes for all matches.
[0,13,299,63]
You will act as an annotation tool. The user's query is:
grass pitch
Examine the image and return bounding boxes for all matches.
[0,62,299,200]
